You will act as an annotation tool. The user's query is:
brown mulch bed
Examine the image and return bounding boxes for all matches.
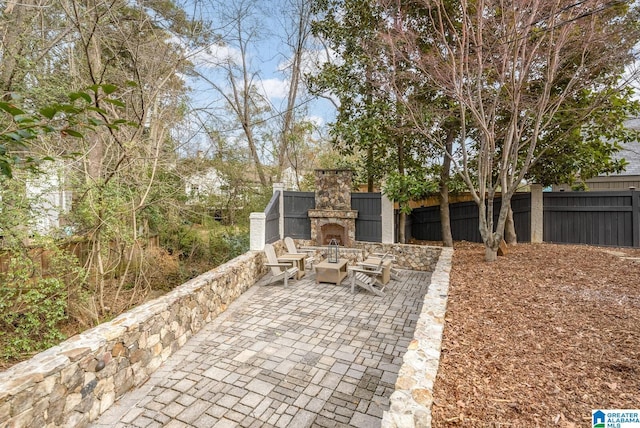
[431,242,640,427]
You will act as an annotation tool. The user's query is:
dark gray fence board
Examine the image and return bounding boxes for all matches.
[265,192,280,244]
[543,191,636,247]
[410,193,532,243]
[511,193,531,241]
[279,191,382,242]
[352,193,382,242]
[283,191,314,239]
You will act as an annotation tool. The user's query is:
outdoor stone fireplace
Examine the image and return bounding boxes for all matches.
[308,169,358,246]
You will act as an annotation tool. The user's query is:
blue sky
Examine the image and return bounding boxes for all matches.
[172,0,337,156]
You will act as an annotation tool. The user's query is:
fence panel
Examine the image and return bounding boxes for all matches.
[265,192,280,244]
[511,193,532,241]
[283,191,314,239]
[543,191,639,247]
[352,193,382,242]
[410,193,532,242]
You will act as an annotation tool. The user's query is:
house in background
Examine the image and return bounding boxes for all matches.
[184,167,226,203]
[23,161,73,234]
[554,118,640,191]
[281,166,301,191]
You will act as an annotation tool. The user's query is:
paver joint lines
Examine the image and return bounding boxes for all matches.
[91,270,431,428]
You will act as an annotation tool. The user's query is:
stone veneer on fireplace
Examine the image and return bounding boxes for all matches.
[308,169,358,246]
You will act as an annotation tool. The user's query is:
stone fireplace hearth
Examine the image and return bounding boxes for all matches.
[308,169,358,246]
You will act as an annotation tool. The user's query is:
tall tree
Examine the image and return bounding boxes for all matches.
[193,0,270,186]
[310,0,392,189]
[273,0,318,181]
[375,0,640,260]
[68,0,197,311]
[0,0,208,324]
[311,0,455,243]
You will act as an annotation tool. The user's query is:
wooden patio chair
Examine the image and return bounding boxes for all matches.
[264,243,299,288]
[366,252,402,281]
[348,257,386,297]
[284,236,316,270]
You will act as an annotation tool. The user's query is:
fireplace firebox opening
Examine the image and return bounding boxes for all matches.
[320,223,347,246]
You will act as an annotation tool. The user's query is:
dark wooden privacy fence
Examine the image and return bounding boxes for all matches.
[410,193,532,243]
[265,192,280,244]
[543,191,640,247]
[352,193,382,242]
[280,192,382,242]
[270,188,640,247]
[283,191,314,239]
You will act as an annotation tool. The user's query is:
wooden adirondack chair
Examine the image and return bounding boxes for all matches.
[367,252,402,281]
[264,243,299,287]
[284,236,316,270]
[348,257,386,297]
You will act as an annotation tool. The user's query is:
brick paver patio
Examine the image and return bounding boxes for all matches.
[91,268,432,428]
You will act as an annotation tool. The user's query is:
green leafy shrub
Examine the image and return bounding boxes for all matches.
[0,245,85,361]
[208,230,249,266]
[159,222,209,261]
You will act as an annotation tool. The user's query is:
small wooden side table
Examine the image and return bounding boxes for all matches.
[314,259,348,285]
[277,253,307,279]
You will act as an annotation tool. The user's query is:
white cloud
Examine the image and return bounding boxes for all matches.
[305,115,324,127]
[192,43,244,68]
[259,78,289,99]
[167,35,244,69]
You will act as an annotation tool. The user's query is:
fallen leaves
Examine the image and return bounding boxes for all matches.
[430,242,640,427]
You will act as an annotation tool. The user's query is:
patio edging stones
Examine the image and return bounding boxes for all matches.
[382,247,453,428]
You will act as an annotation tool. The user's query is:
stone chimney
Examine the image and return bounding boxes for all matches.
[308,169,358,246]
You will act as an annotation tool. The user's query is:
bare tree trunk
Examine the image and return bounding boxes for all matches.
[239,32,267,187]
[241,120,267,186]
[0,0,33,95]
[485,246,497,262]
[439,127,455,247]
[398,211,406,244]
[396,117,406,243]
[504,203,517,245]
[439,184,452,246]
[479,192,512,261]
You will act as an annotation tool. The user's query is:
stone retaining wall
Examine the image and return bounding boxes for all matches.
[0,250,270,428]
[382,247,454,428]
[297,241,441,272]
[353,242,440,272]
